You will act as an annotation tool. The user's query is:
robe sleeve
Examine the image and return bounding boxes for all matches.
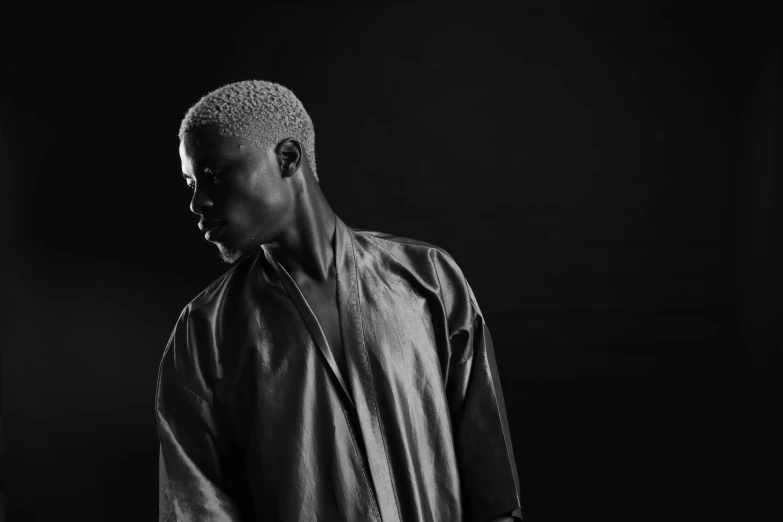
[159,446,175,522]
[437,255,522,521]
[156,312,245,522]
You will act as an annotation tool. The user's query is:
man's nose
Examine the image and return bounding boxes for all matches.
[190,185,214,215]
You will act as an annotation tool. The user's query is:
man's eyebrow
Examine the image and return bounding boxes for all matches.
[181,173,194,180]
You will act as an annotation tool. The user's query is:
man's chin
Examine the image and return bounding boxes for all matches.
[216,243,247,265]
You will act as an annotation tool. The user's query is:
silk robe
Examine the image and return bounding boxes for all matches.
[156,216,521,521]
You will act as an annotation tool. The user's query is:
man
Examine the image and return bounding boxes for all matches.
[157,80,521,521]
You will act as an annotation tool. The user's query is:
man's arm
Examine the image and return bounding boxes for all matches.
[156,312,245,521]
[444,307,523,521]
[159,446,175,522]
[433,251,522,521]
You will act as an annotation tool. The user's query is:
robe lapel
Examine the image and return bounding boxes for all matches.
[336,216,402,522]
[267,243,356,411]
[266,216,400,521]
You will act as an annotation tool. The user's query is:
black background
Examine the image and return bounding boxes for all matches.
[2,4,780,521]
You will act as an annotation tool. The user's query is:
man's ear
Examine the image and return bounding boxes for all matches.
[276,139,303,178]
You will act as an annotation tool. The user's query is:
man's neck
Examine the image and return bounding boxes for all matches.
[263,177,336,283]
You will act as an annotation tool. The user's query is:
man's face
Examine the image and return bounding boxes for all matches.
[180,124,294,264]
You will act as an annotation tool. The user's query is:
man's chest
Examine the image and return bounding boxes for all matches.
[219,277,448,443]
[297,279,345,373]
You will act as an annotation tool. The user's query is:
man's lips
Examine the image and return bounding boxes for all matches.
[198,219,223,232]
[198,219,226,240]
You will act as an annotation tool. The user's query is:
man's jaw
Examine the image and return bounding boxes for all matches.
[215,235,264,265]
[216,243,246,264]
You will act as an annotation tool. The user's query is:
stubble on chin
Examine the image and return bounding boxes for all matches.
[216,243,246,265]
[216,233,263,265]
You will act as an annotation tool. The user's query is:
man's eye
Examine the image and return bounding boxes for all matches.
[186,183,195,190]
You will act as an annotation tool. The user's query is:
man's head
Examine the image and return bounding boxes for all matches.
[179,80,316,264]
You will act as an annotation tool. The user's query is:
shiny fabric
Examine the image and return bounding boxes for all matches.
[156,216,522,521]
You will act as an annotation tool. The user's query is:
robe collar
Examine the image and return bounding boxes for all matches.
[263,215,357,410]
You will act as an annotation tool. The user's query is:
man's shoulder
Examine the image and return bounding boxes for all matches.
[181,250,266,316]
[350,227,458,268]
[351,226,480,324]
[350,226,473,298]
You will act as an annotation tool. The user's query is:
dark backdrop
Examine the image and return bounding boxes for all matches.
[1,4,780,521]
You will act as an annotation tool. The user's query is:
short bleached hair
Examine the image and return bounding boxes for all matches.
[179,80,318,181]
